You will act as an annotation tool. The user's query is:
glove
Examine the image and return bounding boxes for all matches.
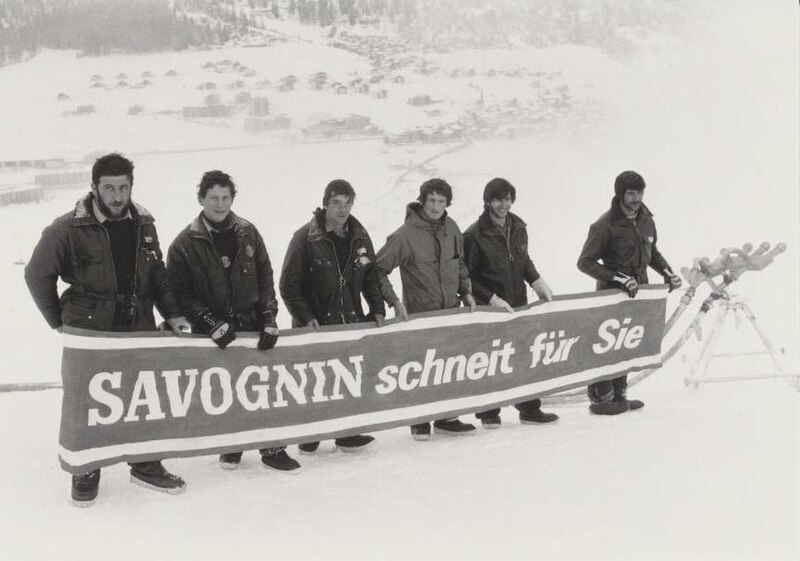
[664,270,683,293]
[617,275,639,298]
[258,311,279,351]
[489,294,514,313]
[200,312,236,349]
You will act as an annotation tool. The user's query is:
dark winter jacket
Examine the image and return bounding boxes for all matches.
[577,197,673,289]
[280,209,385,327]
[463,210,540,307]
[376,202,472,314]
[166,212,278,332]
[24,192,180,331]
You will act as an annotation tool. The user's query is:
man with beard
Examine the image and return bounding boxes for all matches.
[376,178,477,441]
[280,179,383,454]
[166,170,301,473]
[25,153,191,506]
[463,177,559,428]
[577,170,682,415]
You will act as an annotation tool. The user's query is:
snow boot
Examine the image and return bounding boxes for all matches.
[613,378,644,412]
[519,409,559,424]
[480,415,502,429]
[410,422,431,441]
[589,400,630,415]
[129,461,186,494]
[616,397,645,411]
[335,435,376,452]
[261,449,302,474]
[219,452,243,470]
[71,469,100,507]
[433,418,476,436]
[298,441,320,455]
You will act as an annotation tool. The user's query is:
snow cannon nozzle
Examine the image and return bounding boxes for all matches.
[681,242,787,292]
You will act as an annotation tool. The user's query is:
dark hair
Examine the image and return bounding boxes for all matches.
[417,178,453,206]
[614,170,646,198]
[198,170,236,199]
[323,179,355,206]
[92,153,134,186]
[483,177,516,204]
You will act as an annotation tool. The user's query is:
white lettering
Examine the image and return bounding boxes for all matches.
[200,367,233,415]
[87,371,123,426]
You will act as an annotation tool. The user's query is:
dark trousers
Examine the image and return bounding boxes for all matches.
[476,398,542,420]
[587,375,628,404]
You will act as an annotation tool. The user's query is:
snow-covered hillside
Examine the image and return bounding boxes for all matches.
[0,1,797,559]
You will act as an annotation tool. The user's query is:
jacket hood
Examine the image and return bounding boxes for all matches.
[70,192,153,227]
[404,201,452,232]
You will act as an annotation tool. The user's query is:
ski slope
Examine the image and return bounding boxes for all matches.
[0,1,797,559]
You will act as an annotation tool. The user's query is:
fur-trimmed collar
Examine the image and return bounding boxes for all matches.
[70,192,153,227]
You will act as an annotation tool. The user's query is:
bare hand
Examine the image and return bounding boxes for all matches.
[374,313,386,328]
[393,301,409,322]
[489,294,514,313]
[462,293,477,312]
[306,318,321,330]
[531,278,554,302]
[166,316,191,335]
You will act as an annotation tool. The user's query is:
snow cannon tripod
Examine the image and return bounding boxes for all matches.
[676,242,798,389]
[544,241,796,405]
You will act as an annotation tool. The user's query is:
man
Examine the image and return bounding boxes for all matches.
[376,178,477,441]
[280,179,383,454]
[166,170,301,473]
[463,177,559,428]
[577,170,682,415]
[24,153,191,506]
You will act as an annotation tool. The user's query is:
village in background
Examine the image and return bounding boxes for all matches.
[0,0,686,204]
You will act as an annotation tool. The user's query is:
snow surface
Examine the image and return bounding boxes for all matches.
[0,1,797,559]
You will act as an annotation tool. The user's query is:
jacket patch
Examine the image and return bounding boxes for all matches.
[355,247,371,268]
[245,245,254,257]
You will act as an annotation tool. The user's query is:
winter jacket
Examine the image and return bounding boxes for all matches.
[577,197,673,290]
[24,192,180,331]
[376,202,472,314]
[166,212,278,332]
[463,210,540,307]
[280,209,385,327]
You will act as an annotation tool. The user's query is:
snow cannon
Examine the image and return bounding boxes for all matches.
[724,242,786,280]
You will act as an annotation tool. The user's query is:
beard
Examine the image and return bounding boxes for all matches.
[621,200,641,214]
[95,193,131,220]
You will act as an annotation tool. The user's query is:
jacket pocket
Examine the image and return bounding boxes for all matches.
[310,258,338,295]
[61,293,99,328]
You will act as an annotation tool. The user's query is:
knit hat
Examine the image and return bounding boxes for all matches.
[614,171,646,198]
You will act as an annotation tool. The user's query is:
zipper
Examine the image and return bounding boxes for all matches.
[323,236,348,324]
[204,232,236,321]
[99,224,123,326]
[129,222,143,329]
[435,227,445,308]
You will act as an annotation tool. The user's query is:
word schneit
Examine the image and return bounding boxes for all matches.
[86,316,647,426]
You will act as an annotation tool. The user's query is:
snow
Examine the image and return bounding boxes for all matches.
[0,1,797,559]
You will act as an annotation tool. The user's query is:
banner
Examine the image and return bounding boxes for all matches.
[58,287,667,473]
